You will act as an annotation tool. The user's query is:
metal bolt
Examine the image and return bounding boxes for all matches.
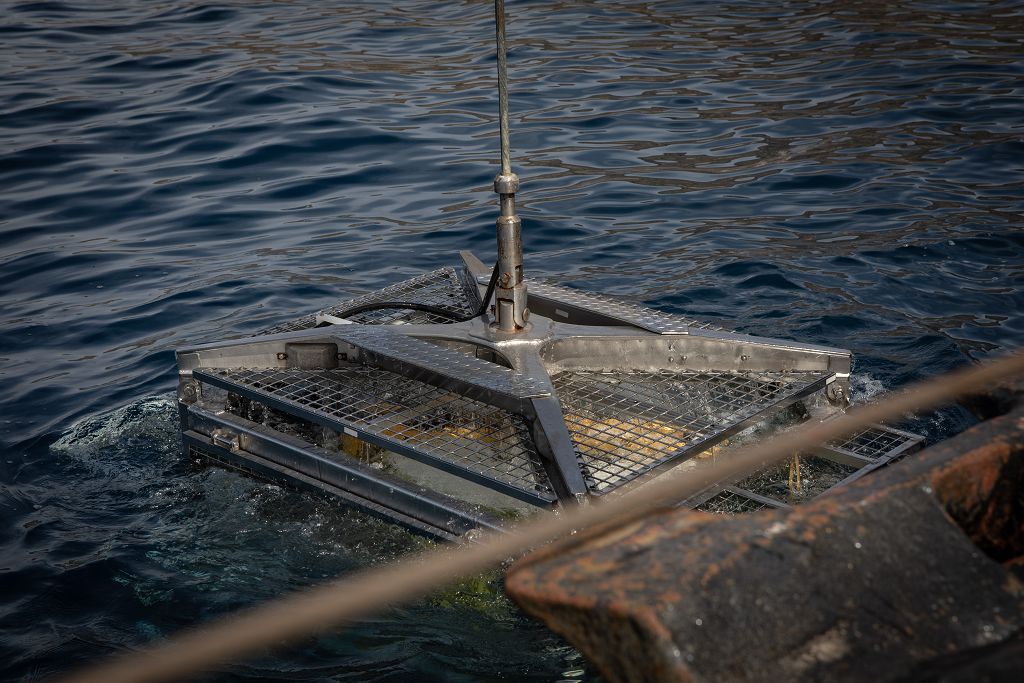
[522,307,530,322]
[277,352,288,361]
[826,383,848,406]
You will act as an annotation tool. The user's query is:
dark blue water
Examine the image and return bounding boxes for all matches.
[2,0,1022,679]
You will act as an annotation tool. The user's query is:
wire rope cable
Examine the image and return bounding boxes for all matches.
[326,260,501,323]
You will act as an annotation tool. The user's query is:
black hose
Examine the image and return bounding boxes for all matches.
[330,261,500,323]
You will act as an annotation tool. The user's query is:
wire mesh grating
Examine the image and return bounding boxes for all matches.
[553,369,829,493]
[203,366,555,503]
[736,454,860,503]
[262,267,476,334]
[696,489,773,515]
[827,425,919,461]
[687,421,924,515]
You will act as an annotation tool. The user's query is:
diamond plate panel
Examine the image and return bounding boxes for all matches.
[262,267,476,334]
[335,325,550,400]
[526,280,725,334]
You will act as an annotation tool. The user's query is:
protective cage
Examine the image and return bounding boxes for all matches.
[176,252,921,540]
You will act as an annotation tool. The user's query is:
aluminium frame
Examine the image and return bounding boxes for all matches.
[177,251,854,539]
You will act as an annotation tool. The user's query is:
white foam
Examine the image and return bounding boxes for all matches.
[50,394,178,460]
[849,374,886,403]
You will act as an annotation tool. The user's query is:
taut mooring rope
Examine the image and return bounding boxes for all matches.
[57,350,1024,683]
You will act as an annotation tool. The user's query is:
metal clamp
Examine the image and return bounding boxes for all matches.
[494,172,520,194]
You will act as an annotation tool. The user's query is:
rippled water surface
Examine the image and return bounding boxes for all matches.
[2,0,1022,679]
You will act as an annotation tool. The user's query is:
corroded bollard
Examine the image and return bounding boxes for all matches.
[506,405,1024,682]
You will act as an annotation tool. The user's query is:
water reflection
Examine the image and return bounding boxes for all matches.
[1,0,1022,680]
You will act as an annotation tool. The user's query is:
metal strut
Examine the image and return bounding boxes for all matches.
[493,0,527,332]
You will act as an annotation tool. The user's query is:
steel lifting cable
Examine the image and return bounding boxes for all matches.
[58,350,1024,683]
[333,0,514,325]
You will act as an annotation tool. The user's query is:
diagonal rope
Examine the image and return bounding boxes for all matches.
[57,350,1024,683]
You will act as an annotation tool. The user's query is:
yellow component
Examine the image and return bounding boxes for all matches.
[380,415,501,445]
[340,432,364,458]
[381,424,428,442]
[788,454,803,495]
[566,415,729,492]
[569,415,692,459]
[444,425,498,443]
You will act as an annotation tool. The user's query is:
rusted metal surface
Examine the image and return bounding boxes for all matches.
[506,406,1024,682]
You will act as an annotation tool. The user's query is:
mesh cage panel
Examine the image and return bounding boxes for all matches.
[737,454,859,503]
[207,366,554,502]
[828,425,918,460]
[696,489,772,514]
[553,369,828,493]
[262,267,476,333]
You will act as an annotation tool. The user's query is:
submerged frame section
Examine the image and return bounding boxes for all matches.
[177,253,864,540]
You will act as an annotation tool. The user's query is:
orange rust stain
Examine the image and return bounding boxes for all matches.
[702,562,721,586]
[1004,572,1024,597]
[658,589,683,605]
[932,443,1011,494]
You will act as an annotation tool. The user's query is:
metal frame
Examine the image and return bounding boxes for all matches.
[180,400,507,541]
[170,2,894,536]
[687,421,925,514]
[177,252,857,534]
